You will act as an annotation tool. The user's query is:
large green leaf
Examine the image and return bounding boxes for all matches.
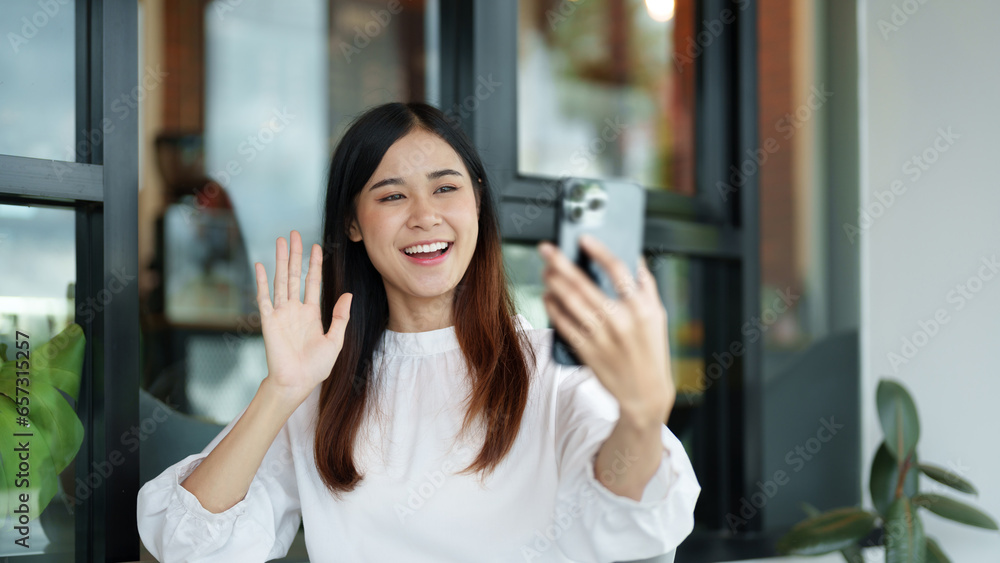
[0,324,86,401]
[800,503,865,563]
[0,399,61,523]
[925,537,951,563]
[876,379,920,462]
[919,463,978,495]
[914,493,999,530]
[885,497,925,563]
[0,378,84,474]
[871,441,919,517]
[776,507,877,556]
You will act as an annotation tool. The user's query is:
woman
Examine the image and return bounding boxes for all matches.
[137,102,700,562]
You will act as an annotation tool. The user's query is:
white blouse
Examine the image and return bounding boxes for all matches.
[136,314,700,562]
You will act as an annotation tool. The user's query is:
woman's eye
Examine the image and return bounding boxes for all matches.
[380,186,455,202]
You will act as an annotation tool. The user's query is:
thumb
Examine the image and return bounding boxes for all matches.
[327,292,352,348]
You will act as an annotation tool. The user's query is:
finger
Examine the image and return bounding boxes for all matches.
[544,263,607,333]
[303,244,323,306]
[274,236,288,306]
[637,255,667,306]
[254,262,274,316]
[538,241,608,311]
[326,292,353,348]
[578,234,639,301]
[543,292,590,360]
[288,230,303,303]
[636,255,655,294]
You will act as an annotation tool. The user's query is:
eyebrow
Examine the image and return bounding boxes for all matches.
[368,169,464,191]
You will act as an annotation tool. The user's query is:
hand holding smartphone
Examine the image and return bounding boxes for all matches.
[550,177,646,366]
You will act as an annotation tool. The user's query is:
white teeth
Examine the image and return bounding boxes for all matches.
[403,241,449,255]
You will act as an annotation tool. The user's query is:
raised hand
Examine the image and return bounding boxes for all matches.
[538,234,675,427]
[254,230,352,405]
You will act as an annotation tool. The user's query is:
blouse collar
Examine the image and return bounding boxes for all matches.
[377,314,531,357]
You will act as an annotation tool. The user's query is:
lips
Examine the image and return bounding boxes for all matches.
[400,241,453,264]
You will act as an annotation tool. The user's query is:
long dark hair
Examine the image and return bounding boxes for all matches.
[315,102,535,497]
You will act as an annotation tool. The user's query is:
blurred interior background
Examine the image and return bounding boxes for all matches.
[1,0,998,561]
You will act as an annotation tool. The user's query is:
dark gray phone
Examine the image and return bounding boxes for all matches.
[551,177,646,366]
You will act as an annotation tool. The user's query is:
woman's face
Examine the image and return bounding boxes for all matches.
[348,128,480,307]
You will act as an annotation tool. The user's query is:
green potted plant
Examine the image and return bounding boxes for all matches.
[777,378,998,561]
[0,323,85,535]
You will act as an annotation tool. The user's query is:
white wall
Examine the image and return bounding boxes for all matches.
[858,0,1000,560]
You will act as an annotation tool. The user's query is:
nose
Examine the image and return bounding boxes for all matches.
[406,192,442,230]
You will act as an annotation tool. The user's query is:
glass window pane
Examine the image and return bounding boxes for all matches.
[204,0,329,273]
[0,2,76,161]
[517,0,695,194]
[757,0,860,529]
[502,243,549,330]
[0,204,76,559]
[330,0,432,137]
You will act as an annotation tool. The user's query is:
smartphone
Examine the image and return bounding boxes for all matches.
[551,177,646,366]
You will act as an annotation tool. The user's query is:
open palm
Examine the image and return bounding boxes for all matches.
[254,230,352,404]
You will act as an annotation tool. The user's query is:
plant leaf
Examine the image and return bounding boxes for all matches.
[914,493,999,530]
[26,323,86,400]
[919,463,978,496]
[0,378,84,474]
[885,497,925,563]
[925,537,951,563]
[877,379,920,462]
[776,507,877,556]
[800,503,867,563]
[871,441,919,517]
[840,544,864,563]
[0,342,7,363]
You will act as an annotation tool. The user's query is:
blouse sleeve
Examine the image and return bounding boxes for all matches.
[551,363,701,563]
[136,405,302,562]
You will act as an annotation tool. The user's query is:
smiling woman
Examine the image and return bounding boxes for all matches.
[136,102,700,562]
[347,128,481,333]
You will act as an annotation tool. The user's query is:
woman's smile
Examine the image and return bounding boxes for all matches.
[400,240,454,265]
